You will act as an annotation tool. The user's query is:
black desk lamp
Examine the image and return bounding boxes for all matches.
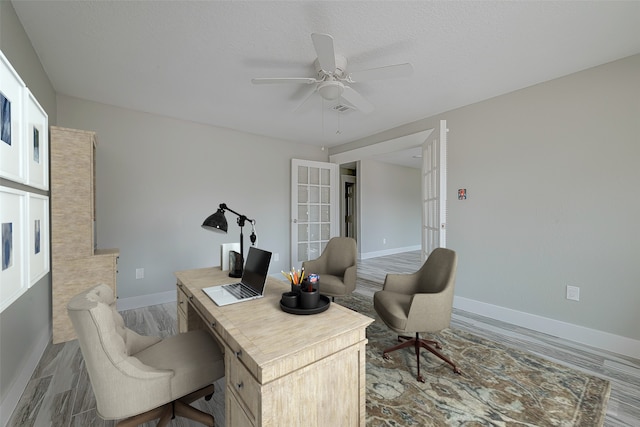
[202,203,257,278]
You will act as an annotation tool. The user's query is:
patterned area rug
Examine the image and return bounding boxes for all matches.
[338,293,611,427]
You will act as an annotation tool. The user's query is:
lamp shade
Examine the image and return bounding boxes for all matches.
[202,208,228,232]
[318,80,344,100]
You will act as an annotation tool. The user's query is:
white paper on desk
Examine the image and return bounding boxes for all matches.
[220,243,240,271]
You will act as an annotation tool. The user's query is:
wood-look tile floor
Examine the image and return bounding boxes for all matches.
[8,251,640,426]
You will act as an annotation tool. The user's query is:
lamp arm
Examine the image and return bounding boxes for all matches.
[218,204,258,260]
[219,203,255,226]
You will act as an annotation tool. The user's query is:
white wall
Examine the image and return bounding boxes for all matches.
[0,2,57,422]
[446,55,640,342]
[56,95,327,300]
[359,159,421,257]
[334,55,640,347]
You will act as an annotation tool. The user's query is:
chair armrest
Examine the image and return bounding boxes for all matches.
[405,291,454,332]
[382,271,421,294]
[91,356,173,418]
[344,265,357,293]
[302,257,325,274]
[126,329,161,355]
[117,356,174,381]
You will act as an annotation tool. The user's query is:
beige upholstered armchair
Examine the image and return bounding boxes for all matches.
[302,237,357,299]
[67,284,225,426]
[373,248,460,382]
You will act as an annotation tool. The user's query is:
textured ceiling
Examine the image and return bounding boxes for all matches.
[11,1,640,158]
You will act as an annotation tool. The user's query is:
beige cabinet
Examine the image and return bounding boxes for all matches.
[50,126,119,344]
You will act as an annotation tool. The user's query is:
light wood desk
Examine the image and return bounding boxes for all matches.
[175,267,374,427]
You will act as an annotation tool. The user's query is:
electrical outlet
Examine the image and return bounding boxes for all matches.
[136,268,144,280]
[274,253,280,262]
[383,238,386,245]
[566,285,580,301]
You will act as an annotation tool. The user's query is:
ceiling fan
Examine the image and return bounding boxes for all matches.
[251,33,413,114]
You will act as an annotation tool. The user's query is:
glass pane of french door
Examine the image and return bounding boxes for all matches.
[291,159,338,267]
[422,120,448,261]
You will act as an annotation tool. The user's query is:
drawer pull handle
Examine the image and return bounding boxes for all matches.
[235,350,242,358]
[189,296,193,301]
[211,322,216,328]
[236,382,243,390]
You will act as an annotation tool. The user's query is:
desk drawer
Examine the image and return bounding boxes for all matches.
[177,285,188,318]
[227,353,260,422]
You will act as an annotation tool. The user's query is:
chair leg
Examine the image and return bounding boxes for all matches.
[382,333,460,382]
[116,406,168,427]
[382,335,417,358]
[175,384,216,426]
[418,338,461,375]
[173,400,214,426]
[156,406,173,427]
[115,385,216,427]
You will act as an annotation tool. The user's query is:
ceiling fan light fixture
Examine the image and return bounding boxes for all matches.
[317,80,344,100]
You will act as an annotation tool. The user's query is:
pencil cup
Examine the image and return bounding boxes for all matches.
[281,292,299,308]
[299,287,320,309]
[291,282,301,295]
[300,278,319,293]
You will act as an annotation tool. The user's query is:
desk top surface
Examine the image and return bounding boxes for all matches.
[175,267,373,383]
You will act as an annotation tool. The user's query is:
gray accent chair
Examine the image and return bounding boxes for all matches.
[373,248,460,382]
[302,237,357,299]
[67,284,225,426]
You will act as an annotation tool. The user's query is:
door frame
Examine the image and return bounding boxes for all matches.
[329,129,437,257]
[290,159,339,268]
[422,119,448,260]
[340,173,357,240]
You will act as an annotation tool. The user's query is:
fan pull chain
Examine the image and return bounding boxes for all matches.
[322,97,325,138]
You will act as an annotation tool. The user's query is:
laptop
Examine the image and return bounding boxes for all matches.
[203,247,272,306]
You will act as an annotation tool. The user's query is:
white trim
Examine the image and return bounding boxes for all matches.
[360,245,421,260]
[454,295,640,360]
[329,129,433,166]
[116,290,176,311]
[0,326,50,427]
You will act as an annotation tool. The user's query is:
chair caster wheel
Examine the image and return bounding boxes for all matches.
[417,375,426,383]
[205,393,213,401]
[383,353,391,360]
[453,367,462,375]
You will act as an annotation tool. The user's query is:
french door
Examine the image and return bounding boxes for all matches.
[422,120,448,260]
[290,159,339,268]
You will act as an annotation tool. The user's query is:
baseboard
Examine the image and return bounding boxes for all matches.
[116,290,176,311]
[360,245,421,260]
[454,295,640,360]
[113,278,640,360]
[0,325,51,427]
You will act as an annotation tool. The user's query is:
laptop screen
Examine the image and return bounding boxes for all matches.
[242,247,272,294]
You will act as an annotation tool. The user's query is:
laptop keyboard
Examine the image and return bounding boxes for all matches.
[224,283,259,299]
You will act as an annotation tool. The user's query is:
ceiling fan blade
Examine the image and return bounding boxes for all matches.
[311,33,337,72]
[341,86,374,114]
[348,63,414,82]
[252,77,317,85]
[293,85,318,112]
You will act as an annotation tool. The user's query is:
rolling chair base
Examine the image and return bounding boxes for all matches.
[383,333,461,383]
[116,384,215,427]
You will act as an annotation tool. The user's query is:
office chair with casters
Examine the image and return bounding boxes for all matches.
[373,248,460,383]
[302,237,357,300]
[67,284,225,427]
